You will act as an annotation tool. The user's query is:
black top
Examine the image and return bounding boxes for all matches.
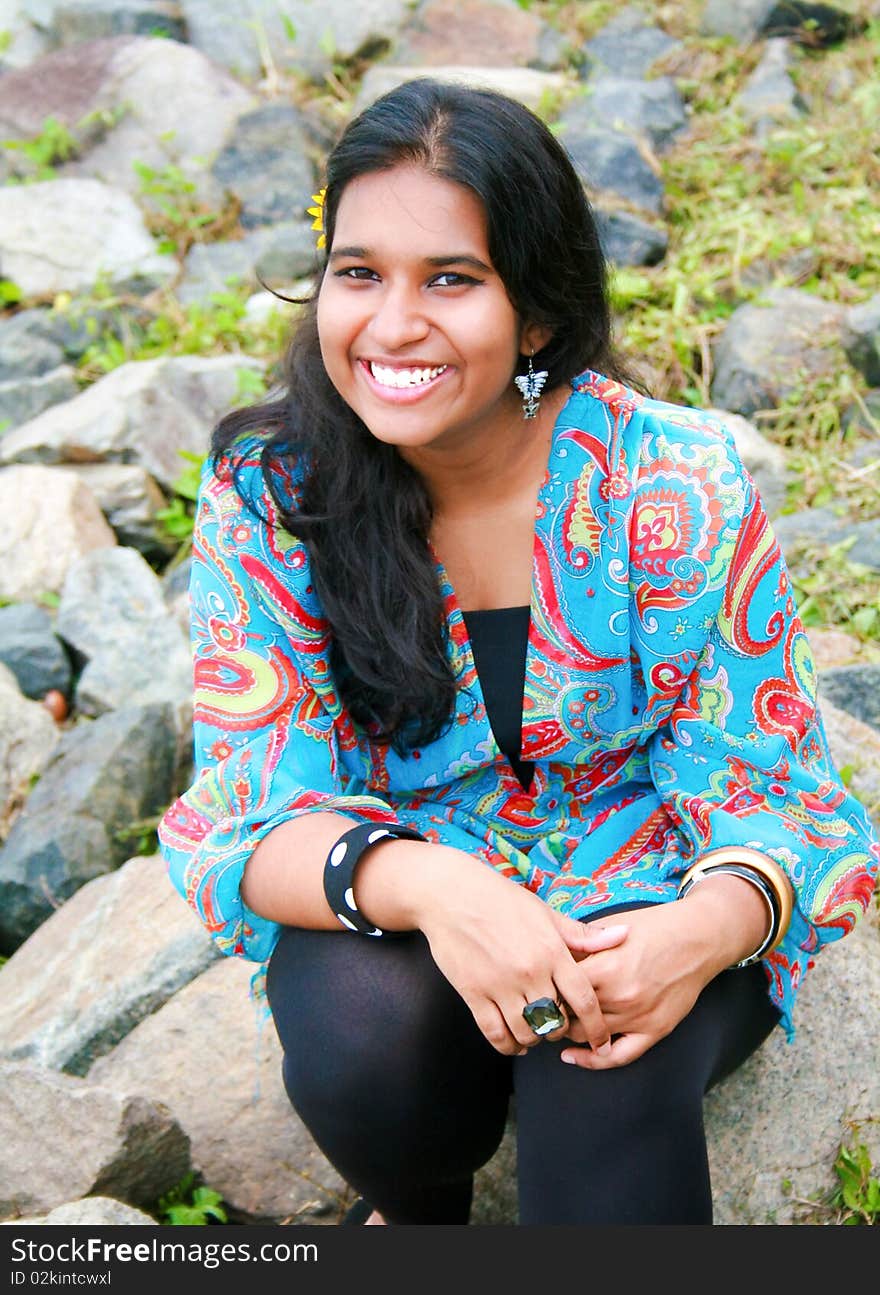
[460,605,535,792]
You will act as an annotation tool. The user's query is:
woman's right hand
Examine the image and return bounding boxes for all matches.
[416,850,628,1055]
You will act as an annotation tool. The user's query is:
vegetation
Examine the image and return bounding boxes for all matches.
[155,1173,228,1226]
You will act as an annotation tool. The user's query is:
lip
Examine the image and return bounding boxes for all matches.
[358,358,452,404]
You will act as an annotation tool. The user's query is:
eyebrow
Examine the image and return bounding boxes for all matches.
[328,246,493,273]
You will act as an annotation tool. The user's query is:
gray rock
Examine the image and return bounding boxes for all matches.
[0,311,66,380]
[180,0,410,83]
[52,0,186,45]
[0,1,49,69]
[0,366,79,434]
[735,37,808,133]
[0,662,60,836]
[0,354,266,493]
[0,1062,189,1220]
[393,0,556,70]
[710,287,843,416]
[6,1196,159,1225]
[567,75,688,154]
[56,547,192,719]
[0,702,178,953]
[0,602,72,701]
[354,65,568,115]
[556,122,664,215]
[701,0,855,45]
[842,293,880,386]
[0,37,257,207]
[705,906,880,1224]
[818,664,880,734]
[55,463,173,558]
[178,221,318,306]
[593,208,668,268]
[0,465,117,603]
[583,7,679,79]
[89,956,350,1224]
[211,104,316,232]
[0,178,176,299]
[0,853,219,1075]
[771,507,880,574]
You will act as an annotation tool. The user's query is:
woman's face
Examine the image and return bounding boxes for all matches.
[316,164,548,457]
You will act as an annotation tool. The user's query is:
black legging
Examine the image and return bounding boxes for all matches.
[266,903,781,1225]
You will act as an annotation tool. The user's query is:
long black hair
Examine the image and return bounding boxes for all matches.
[212,77,636,753]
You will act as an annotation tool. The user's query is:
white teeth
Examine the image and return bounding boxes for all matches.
[369,362,447,389]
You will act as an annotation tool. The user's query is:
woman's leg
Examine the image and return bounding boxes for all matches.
[266,926,512,1224]
[514,905,781,1225]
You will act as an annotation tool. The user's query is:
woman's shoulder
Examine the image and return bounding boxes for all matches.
[201,434,309,524]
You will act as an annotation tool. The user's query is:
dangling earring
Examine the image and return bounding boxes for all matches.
[514,350,548,420]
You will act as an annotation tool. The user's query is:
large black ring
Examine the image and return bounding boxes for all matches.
[522,996,566,1036]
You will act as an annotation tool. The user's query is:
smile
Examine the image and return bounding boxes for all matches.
[366,361,448,389]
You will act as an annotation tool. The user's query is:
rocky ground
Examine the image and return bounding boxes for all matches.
[0,0,879,1227]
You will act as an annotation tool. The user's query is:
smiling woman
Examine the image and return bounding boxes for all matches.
[157,78,879,1227]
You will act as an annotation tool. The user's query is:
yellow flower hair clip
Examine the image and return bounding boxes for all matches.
[307,187,326,250]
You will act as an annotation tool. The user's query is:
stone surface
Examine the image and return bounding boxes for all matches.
[594,208,668,268]
[0,703,179,954]
[393,0,555,69]
[0,603,72,702]
[0,366,79,433]
[0,662,60,837]
[211,104,315,231]
[0,36,256,205]
[0,177,176,299]
[0,354,265,492]
[51,0,186,45]
[0,310,66,380]
[56,463,173,557]
[819,699,880,831]
[771,507,880,575]
[181,0,411,83]
[818,664,880,733]
[557,122,665,215]
[842,293,880,386]
[56,546,192,718]
[89,956,351,1224]
[0,854,219,1075]
[568,75,688,154]
[710,287,844,417]
[5,1197,159,1226]
[0,1062,190,1220]
[583,7,679,79]
[701,0,855,45]
[0,465,117,603]
[735,37,808,131]
[354,64,568,115]
[705,906,880,1224]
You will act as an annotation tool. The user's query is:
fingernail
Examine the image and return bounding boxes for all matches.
[596,1041,612,1056]
[560,1052,576,1065]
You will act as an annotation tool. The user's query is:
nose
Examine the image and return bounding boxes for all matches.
[367,280,430,351]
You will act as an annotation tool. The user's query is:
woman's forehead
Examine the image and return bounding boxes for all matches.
[333,165,490,252]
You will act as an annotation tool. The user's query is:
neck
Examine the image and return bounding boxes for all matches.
[400,384,569,519]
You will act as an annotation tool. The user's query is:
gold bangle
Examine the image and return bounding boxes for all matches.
[677,847,794,954]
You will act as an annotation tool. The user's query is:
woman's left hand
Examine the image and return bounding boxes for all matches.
[557,872,770,1068]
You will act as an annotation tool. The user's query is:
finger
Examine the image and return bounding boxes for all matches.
[471,999,530,1057]
[560,920,629,954]
[560,1033,652,1069]
[553,966,613,1053]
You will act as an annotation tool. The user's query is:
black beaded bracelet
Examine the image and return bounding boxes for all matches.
[323,821,427,936]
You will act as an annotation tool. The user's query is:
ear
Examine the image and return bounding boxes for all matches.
[519,321,553,357]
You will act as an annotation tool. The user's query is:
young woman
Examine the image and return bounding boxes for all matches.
[158,79,879,1226]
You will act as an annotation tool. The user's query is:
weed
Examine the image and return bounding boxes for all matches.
[830,1136,880,1224]
[134,161,240,258]
[156,1173,227,1226]
[3,116,77,181]
[154,449,207,548]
